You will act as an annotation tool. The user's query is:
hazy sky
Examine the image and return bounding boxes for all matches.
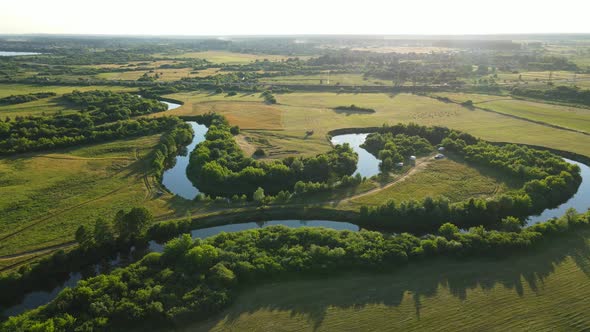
[1,0,589,35]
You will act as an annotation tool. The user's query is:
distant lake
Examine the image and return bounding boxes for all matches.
[0,51,41,56]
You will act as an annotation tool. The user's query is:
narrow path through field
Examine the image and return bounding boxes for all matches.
[0,242,76,261]
[336,155,434,203]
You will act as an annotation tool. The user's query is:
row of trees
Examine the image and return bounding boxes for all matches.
[511,85,590,107]
[0,116,183,155]
[151,123,194,178]
[0,92,56,105]
[5,209,590,331]
[187,113,358,196]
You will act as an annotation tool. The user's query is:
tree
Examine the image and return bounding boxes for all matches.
[500,216,523,232]
[93,218,115,244]
[438,222,459,240]
[253,187,265,203]
[75,225,93,249]
[116,207,153,238]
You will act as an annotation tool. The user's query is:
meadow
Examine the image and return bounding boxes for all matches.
[0,135,173,257]
[435,92,590,133]
[184,228,590,331]
[160,91,590,158]
[346,157,519,208]
[260,73,393,86]
[95,67,221,82]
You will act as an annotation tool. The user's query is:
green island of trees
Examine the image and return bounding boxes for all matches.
[187,113,358,196]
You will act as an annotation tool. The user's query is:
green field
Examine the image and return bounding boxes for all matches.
[347,157,519,208]
[161,91,590,159]
[0,135,177,257]
[435,92,590,133]
[184,228,590,331]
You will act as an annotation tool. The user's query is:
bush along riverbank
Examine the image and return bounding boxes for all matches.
[3,209,590,331]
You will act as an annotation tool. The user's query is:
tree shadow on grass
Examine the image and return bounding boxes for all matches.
[195,230,590,331]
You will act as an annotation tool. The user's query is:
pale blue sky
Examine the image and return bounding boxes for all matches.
[1,0,589,35]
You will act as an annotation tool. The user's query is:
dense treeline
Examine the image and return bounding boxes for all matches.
[358,123,581,232]
[4,209,589,331]
[361,131,433,171]
[0,90,178,154]
[187,113,358,196]
[62,90,168,123]
[0,116,183,155]
[0,92,56,105]
[511,85,590,107]
[151,124,194,178]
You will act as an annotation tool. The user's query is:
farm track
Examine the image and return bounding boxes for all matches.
[338,155,434,203]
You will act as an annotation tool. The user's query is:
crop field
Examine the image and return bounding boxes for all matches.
[184,228,590,331]
[156,51,310,64]
[161,91,590,158]
[347,157,519,208]
[435,92,590,133]
[0,135,173,257]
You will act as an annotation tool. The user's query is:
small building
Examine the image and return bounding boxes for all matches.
[435,153,445,160]
[409,156,417,161]
[396,162,404,167]
[438,146,445,152]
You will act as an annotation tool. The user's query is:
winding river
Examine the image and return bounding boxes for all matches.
[2,130,589,318]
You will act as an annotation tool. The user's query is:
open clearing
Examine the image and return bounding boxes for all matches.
[183,229,590,331]
[260,73,393,86]
[96,67,221,82]
[161,91,590,159]
[347,157,518,208]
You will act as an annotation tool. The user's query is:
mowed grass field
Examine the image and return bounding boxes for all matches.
[435,92,590,133]
[347,157,519,208]
[0,84,135,117]
[0,135,178,257]
[156,51,310,64]
[183,228,590,331]
[160,91,590,159]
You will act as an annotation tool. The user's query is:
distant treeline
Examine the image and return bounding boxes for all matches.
[512,85,590,107]
[0,92,56,105]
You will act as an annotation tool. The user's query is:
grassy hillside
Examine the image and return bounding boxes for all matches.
[184,229,590,331]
